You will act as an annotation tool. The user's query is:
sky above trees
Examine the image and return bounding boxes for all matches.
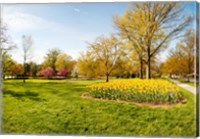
[2,2,196,64]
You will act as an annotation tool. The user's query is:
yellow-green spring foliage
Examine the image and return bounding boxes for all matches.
[88,79,183,104]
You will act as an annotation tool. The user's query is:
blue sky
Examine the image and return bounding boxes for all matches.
[2,2,197,64]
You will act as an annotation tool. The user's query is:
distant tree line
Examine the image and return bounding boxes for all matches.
[1,2,196,83]
[161,29,196,82]
[78,2,194,82]
[3,47,77,80]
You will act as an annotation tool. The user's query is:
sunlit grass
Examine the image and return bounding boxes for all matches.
[3,79,196,136]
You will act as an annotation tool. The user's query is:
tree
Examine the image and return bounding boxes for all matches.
[2,52,15,78]
[29,62,38,77]
[77,51,100,78]
[10,63,23,76]
[161,50,185,78]
[112,55,138,78]
[0,22,15,54]
[55,53,76,74]
[150,58,162,78]
[57,67,68,76]
[87,34,122,82]
[129,47,146,78]
[161,29,195,81]
[177,29,195,82]
[72,65,79,79]
[43,48,61,72]
[0,22,15,81]
[22,35,33,83]
[40,67,55,79]
[114,2,193,79]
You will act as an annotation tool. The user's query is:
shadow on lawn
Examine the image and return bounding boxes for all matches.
[4,90,45,102]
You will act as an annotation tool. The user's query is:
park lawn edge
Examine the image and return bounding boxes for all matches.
[3,79,196,136]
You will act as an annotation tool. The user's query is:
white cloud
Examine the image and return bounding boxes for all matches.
[67,5,82,13]
[2,8,99,64]
[3,12,49,31]
[3,11,76,35]
[73,8,80,12]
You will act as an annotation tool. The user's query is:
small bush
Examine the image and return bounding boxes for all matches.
[87,79,183,104]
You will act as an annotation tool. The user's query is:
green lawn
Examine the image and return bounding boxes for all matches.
[185,82,195,87]
[184,82,199,87]
[178,79,198,87]
[2,79,197,136]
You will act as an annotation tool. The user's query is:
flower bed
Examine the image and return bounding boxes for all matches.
[87,79,184,104]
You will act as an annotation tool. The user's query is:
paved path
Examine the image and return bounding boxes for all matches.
[168,79,197,94]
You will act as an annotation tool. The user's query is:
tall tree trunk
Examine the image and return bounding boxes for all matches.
[139,59,143,79]
[106,72,109,82]
[23,63,26,83]
[146,42,151,79]
[187,58,191,82]
[146,58,151,79]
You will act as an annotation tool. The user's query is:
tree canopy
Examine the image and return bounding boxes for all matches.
[114,2,193,79]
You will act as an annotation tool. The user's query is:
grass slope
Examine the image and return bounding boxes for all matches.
[2,79,196,136]
[183,81,198,87]
[178,79,198,87]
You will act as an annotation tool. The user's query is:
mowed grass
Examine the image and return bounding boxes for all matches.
[178,79,199,87]
[2,79,197,136]
[184,82,198,87]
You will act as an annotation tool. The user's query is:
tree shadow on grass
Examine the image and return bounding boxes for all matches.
[4,90,45,102]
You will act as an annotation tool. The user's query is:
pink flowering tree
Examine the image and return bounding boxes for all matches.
[40,67,55,78]
[57,67,68,77]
